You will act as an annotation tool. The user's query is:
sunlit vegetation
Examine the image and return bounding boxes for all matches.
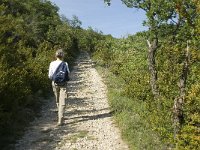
[95,0,200,149]
[0,0,199,149]
[0,0,103,148]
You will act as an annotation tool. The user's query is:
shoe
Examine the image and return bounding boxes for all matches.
[57,118,64,126]
[57,122,64,126]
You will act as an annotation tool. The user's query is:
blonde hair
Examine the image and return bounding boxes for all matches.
[55,49,64,58]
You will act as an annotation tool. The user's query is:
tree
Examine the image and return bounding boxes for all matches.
[69,15,82,29]
[105,0,176,99]
[0,0,92,148]
[104,0,200,147]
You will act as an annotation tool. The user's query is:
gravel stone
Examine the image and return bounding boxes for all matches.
[15,51,129,150]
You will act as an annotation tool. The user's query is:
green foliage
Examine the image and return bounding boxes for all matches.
[96,65,164,150]
[92,28,200,149]
[0,0,102,148]
[1,0,199,149]
[77,27,105,53]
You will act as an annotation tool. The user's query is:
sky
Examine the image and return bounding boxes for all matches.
[49,0,147,38]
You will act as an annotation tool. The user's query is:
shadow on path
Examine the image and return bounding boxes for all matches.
[15,51,115,150]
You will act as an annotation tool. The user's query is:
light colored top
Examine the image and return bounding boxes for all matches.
[48,60,70,79]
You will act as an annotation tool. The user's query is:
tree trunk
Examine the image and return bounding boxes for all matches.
[147,39,159,99]
[173,41,190,139]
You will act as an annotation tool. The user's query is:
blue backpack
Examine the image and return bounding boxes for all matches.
[52,62,69,86]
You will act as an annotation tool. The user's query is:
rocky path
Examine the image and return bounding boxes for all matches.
[15,52,129,150]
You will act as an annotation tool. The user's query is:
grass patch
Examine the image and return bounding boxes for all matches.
[87,135,97,140]
[65,130,89,143]
[96,65,164,150]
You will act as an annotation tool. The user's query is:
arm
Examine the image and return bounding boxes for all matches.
[48,62,53,79]
[65,62,70,73]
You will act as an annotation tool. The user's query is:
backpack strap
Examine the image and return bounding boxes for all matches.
[52,61,64,80]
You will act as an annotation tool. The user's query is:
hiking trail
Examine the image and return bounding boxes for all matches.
[15,51,129,150]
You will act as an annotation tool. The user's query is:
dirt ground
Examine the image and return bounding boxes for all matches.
[15,52,129,150]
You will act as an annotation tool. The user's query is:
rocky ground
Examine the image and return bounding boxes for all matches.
[15,52,129,150]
